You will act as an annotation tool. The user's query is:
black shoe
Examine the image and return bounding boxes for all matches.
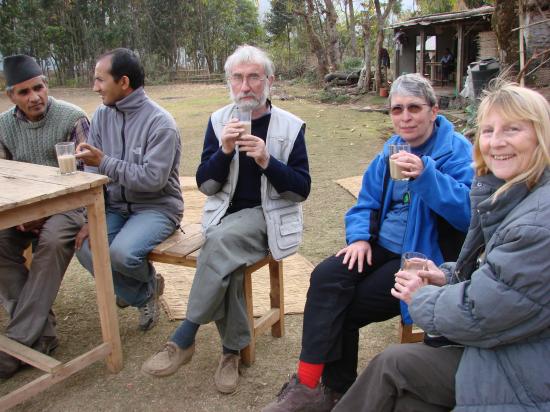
[0,351,22,379]
[116,296,130,309]
[32,335,60,355]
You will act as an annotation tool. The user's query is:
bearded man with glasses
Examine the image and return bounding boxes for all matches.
[263,73,474,412]
[142,45,311,394]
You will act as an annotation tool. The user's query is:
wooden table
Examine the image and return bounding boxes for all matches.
[0,159,122,409]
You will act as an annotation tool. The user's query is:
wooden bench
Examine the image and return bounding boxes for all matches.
[147,223,284,366]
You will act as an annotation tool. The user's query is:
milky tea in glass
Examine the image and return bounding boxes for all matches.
[237,108,252,137]
[401,252,428,284]
[389,144,411,181]
[55,142,77,175]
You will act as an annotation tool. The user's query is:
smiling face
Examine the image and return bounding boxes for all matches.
[390,95,438,147]
[479,110,538,182]
[93,56,131,106]
[8,76,48,121]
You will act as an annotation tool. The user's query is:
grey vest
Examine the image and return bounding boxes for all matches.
[203,104,305,260]
[0,97,87,166]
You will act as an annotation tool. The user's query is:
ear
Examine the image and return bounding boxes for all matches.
[430,105,439,122]
[6,90,15,104]
[267,75,274,88]
[119,75,131,91]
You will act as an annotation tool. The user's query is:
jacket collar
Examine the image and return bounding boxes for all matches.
[114,87,147,113]
[388,114,456,160]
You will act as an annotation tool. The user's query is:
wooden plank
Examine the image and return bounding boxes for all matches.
[269,259,285,338]
[0,335,62,373]
[253,309,280,337]
[0,190,99,230]
[241,269,256,367]
[86,187,123,373]
[0,343,111,411]
[399,322,424,343]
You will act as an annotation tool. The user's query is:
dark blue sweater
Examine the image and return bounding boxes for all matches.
[196,110,311,214]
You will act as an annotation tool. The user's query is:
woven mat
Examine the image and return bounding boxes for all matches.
[335,175,363,198]
[156,177,314,321]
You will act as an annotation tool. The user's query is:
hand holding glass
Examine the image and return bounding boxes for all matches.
[401,252,428,284]
[389,144,411,181]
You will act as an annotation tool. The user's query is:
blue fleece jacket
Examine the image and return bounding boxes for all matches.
[345,115,473,323]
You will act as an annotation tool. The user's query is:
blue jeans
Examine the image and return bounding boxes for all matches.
[77,209,176,307]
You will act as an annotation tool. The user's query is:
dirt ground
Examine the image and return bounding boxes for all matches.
[0,83,400,411]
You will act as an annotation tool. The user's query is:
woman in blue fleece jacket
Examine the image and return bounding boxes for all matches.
[264,74,473,412]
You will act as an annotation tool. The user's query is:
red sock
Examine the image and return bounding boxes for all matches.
[297,360,324,389]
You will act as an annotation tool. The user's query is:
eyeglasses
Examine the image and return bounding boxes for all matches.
[389,103,431,116]
[228,74,266,87]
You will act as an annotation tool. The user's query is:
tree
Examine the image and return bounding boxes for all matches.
[493,0,518,68]
[323,0,341,69]
[357,0,375,92]
[265,0,299,72]
[373,0,396,91]
[295,0,330,80]
[347,0,358,57]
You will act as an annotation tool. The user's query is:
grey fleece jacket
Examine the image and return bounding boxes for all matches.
[410,170,550,412]
[87,87,183,225]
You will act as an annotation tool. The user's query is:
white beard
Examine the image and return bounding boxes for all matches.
[230,81,270,110]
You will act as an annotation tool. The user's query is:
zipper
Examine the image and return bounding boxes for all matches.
[119,112,129,211]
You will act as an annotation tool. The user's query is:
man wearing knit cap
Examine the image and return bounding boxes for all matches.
[0,54,89,378]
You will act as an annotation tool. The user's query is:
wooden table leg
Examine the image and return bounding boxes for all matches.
[86,187,123,373]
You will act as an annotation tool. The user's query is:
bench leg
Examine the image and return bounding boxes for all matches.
[269,258,284,338]
[241,268,255,367]
[399,321,424,343]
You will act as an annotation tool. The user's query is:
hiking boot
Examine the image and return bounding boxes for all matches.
[141,342,195,377]
[0,351,22,379]
[138,273,164,331]
[214,353,240,394]
[32,335,59,355]
[261,374,338,412]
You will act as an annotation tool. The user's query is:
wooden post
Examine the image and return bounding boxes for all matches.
[86,187,123,373]
[456,22,464,93]
[419,29,426,76]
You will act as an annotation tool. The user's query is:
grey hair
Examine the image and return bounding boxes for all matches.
[389,73,437,106]
[224,45,275,79]
[6,75,48,94]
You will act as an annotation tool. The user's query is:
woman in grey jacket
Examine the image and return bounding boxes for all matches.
[333,83,550,412]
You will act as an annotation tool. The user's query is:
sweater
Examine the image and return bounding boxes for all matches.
[0,97,87,166]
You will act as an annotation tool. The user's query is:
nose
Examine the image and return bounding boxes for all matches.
[92,81,100,93]
[29,90,40,102]
[490,129,507,147]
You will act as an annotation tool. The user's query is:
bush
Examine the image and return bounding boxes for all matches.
[342,57,363,71]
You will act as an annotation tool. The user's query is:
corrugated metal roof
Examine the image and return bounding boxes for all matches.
[390,5,494,29]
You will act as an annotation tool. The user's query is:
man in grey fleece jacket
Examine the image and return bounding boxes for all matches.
[75,48,183,331]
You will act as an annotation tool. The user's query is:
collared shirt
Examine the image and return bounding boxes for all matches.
[0,101,90,166]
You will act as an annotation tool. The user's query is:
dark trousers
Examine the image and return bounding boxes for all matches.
[300,243,401,393]
[333,343,463,412]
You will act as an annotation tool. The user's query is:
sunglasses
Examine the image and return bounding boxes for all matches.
[389,103,431,116]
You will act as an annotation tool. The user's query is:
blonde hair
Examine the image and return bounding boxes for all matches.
[474,81,550,197]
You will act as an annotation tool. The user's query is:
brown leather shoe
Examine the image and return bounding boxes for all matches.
[262,374,340,412]
[0,351,22,379]
[141,342,194,377]
[214,353,240,394]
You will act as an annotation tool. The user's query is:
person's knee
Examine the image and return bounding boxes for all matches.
[309,256,345,289]
[110,245,141,272]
